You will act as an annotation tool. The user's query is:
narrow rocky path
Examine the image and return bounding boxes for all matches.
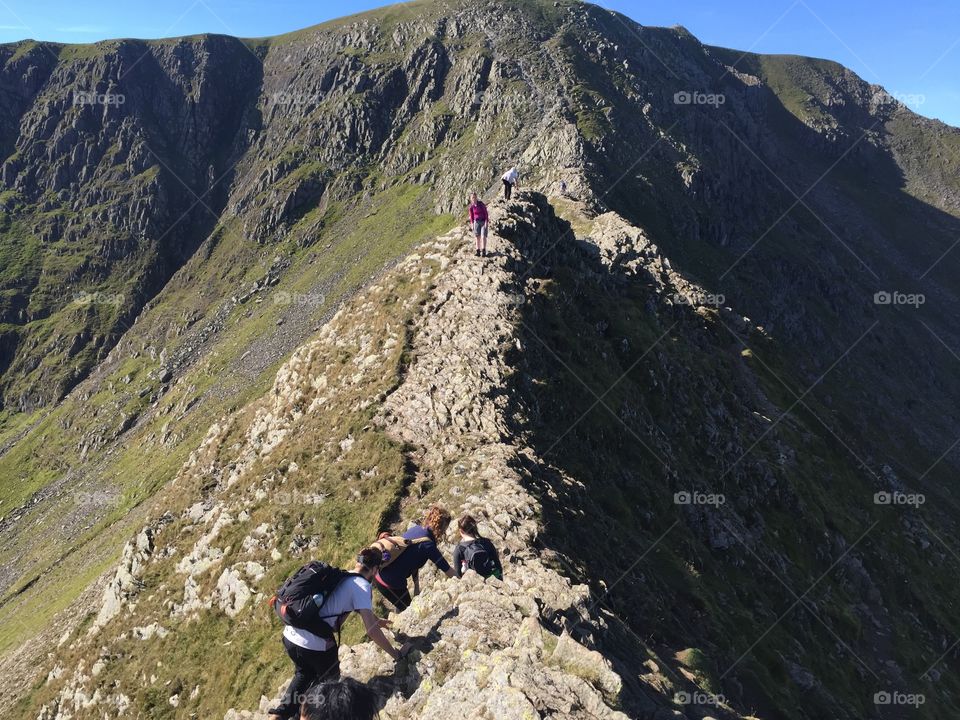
[349,196,630,718]
[227,194,633,719]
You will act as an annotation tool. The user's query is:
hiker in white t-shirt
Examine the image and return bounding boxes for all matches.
[268,548,412,720]
[502,166,520,199]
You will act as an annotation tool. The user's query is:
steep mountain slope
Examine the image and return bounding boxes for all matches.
[17,189,960,720]
[0,0,572,662]
[558,23,960,479]
[0,36,259,410]
[16,195,750,720]
[1,0,960,718]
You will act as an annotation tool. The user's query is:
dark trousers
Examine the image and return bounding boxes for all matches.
[374,575,412,611]
[503,179,513,199]
[275,636,340,718]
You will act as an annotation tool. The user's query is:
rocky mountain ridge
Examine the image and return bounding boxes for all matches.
[28,194,755,720]
[2,1,960,718]
[0,0,584,661]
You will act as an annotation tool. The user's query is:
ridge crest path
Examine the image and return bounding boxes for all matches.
[231,193,633,719]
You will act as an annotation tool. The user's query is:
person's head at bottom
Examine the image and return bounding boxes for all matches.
[300,677,379,720]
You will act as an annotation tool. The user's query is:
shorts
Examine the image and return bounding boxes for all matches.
[472,220,488,239]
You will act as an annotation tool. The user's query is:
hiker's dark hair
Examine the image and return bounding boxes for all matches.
[458,513,480,537]
[357,547,383,570]
[301,677,379,720]
[423,505,452,538]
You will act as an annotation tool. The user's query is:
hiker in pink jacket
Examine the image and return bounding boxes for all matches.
[467,192,489,258]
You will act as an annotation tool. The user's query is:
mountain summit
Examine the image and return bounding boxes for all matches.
[1,1,959,718]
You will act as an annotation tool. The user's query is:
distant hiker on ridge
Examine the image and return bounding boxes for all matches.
[453,513,504,579]
[467,192,489,258]
[372,505,456,611]
[502,165,520,200]
[268,547,412,720]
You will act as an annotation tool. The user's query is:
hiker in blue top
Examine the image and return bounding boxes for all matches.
[374,505,456,611]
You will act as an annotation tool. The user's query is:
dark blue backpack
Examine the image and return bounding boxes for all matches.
[461,539,503,579]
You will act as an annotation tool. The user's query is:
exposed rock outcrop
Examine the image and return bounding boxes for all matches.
[336,196,633,718]
[90,526,155,633]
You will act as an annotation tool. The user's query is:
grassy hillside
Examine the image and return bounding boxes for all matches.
[11,239,445,719]
[0,179,453,657]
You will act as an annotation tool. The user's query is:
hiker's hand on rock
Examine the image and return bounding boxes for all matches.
[377,617,392,629]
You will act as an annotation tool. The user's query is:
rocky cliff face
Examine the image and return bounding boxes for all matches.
[3,1,960,719]
[0,36,261,408]
[0,0,596,412]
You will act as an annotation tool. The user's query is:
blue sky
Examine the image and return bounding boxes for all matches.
[1,0,957,126]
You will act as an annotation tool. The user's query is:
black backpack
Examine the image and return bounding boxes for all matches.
[461,539,502,579]
[269,561,355,639]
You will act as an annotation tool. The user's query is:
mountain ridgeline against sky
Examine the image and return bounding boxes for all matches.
[1,0,960,718]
